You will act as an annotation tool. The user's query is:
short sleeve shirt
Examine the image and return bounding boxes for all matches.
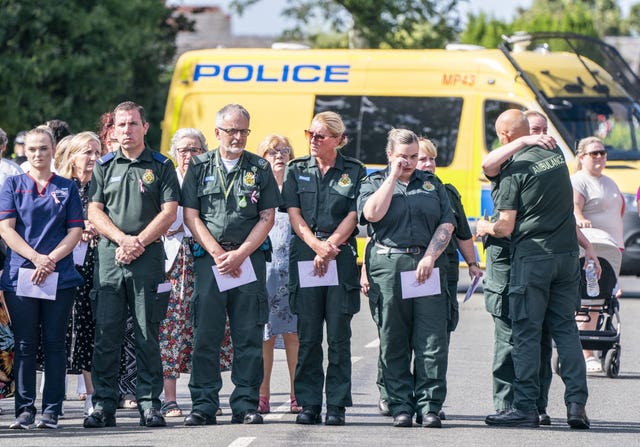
[357,168,455,248]
[494,146,577,257]
[281,152,366,235]
[570,170,624,249]
[89,148,179,235]
[0,173,84,291]
[181,149,281,244]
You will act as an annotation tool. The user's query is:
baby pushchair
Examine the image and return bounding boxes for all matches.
[554,228,622,378]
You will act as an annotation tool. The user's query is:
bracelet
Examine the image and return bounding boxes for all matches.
[467,261,479,268]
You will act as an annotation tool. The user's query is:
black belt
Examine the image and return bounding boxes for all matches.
[375,242,424,255]
[314,231,333,239]
[219,241,241,251]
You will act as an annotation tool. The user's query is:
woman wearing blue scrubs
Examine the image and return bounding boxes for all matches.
[0,126,84,429]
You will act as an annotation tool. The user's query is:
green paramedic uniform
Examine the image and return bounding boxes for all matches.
[358,168,455,418]
[180,149,281,418]
[494,145,587,411]
[89,148,180,416]
[280,152,365,410]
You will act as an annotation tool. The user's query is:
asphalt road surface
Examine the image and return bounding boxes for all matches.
[1,272,638,446]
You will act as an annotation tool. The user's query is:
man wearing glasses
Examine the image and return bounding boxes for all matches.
[181,104,280,426]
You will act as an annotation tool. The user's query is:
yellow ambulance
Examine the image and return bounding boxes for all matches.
[161,32,640,274]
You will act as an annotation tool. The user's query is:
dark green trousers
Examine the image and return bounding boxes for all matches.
[289,236,360,408]
[484,243,554,411]
[509,251,587,410]
[91,240,168,415]
[367,245,449,417]
[189,250,267,417]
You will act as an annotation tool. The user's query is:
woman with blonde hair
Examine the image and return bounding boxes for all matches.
[256,134,300,414]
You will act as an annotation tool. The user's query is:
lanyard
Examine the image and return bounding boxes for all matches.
[216,153,244,199]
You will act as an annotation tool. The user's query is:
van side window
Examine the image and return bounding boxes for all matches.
[314,95,463,166]
[484,100,525,151]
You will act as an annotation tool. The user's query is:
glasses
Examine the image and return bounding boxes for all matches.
[176,146,203,156]
[304,130,336,141]
[265,147,291,157]
[217,127,251,137]
[585,150,607,158]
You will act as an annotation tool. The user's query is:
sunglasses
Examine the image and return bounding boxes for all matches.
[585,150,606,158]
[304,130,336,141]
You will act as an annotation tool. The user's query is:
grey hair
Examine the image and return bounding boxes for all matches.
[216,104,250,126]
[169,128,208,158]
[385,128,419,154]
[0,128,6,148]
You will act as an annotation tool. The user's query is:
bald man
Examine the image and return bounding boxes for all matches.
[479,109,589,429]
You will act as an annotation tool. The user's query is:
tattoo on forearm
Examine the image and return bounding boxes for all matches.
[426,224,454,256]
[259,209,274,222]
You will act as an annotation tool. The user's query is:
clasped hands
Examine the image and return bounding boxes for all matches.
[313,239,340,277]
[31,253,56,286]
[115,235,145,265]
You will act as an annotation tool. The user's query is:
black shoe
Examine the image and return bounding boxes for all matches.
[485,408,539,427]
[325,405,345,426]
[438,410,446,421]
[393,412,412,428]
[83,411,116,428]
[231,410,263,424]
[421,412,442,428]
[184,410,216,426]
[140,408,166,427]
[378,399,391,416]
[538,409,551,426]
[566,403,590,429]
[296,406,321,425]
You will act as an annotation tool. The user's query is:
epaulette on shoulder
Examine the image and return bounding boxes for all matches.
[246,152,270,170]
[152,151,171,165]
[96,152,115,165]
[191,152,210,165]
[445,182,461,199]
[343,155,365,167]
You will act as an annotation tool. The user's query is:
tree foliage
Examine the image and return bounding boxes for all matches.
[459,0,633,49]
[230,0,463,48]
[0,0,190,146]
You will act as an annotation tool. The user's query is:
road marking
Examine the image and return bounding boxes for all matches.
[228,437,256,447]
[365,338,380,348]
[351,356,363,364]
[263,400,292,420]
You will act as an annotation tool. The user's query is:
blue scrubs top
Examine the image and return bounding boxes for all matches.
[0,173,84,291]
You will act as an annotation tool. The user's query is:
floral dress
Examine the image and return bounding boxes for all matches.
[264,210,297,341]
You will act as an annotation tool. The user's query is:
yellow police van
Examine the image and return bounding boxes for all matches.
[161,32,640,274]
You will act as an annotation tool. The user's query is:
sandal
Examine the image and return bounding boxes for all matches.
[118,394,138,409]
[258,395,270,414]
[161,400,183,417]
[585,356,602,373]
[290,396,302,414]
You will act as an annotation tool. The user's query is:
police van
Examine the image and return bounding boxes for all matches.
[161,32,640,274]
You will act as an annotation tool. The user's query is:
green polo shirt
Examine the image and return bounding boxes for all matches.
[181,149,281,244]
[494,145,577,257]
[281,152,366,235]
[357,168,455,248]
[89,147,179,235]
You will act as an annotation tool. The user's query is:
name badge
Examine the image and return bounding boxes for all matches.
[110,176,122,183]
[204,176,215,182]
[298,175,310,181]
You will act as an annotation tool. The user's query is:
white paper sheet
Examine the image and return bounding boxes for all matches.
[297,260,339,288]
[212,257,257,292]
[16,268,59,300]
[464,274,482,302]
[163,234,184,273]
[73,241,88,266]
[400,267,441,299]
[157,282,171,294]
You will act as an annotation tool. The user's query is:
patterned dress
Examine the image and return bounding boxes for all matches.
[263,210,297,341]
[66,179,97,373]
